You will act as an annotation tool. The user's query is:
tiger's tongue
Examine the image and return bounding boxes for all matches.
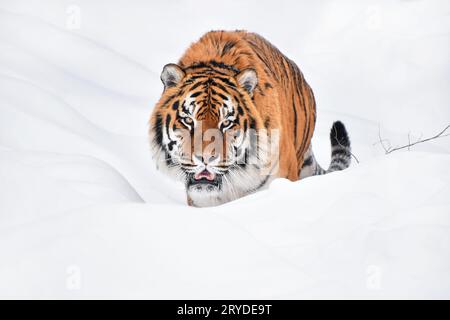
[194,170,216,181]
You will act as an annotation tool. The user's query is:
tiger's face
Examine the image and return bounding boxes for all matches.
[150,63,277,207]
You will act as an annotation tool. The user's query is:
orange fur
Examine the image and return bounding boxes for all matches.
[149,31,318,205]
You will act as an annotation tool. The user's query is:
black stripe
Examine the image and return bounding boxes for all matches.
[167,140,176,151]
[209,60,240,73]
[264,117,270,129]
[188,75,209,81]
[249,117,256,130]
[330,158,348,166]
[190,91,202,98]
[246,40,277,80]
[154,113,163,146]
[189,81,205,91]
[302,156,313,167]
[185,61,240,74]
[221,41,236,56]
[211,82,229,94]
[216,92,228,101]
[185,62,210,70]
[296,79,309,159]
[161,94,177,109]
[331,148,349,157]
[214,76,237,89]
[252,159,279,192]
[292,94,298,146]
[165,114,172,139]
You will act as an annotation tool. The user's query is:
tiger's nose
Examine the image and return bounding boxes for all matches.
[194,154,218,165]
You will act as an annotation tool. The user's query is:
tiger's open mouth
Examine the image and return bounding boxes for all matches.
[187,170,222,191]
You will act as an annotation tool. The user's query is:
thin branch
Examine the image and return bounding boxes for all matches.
[348,147,360,164]
[373,124,391,153]
[376,124,450,154]
[407,132,411,151]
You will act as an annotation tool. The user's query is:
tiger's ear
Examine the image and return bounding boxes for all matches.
[161,63,185,89]
[236,69,258,96]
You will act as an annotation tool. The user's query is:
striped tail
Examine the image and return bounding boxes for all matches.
[300,121,351,178]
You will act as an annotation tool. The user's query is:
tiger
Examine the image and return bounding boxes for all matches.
[149,30,351,207]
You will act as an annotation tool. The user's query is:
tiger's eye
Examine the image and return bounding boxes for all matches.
[222,119,231,127]
[184,117,193,124]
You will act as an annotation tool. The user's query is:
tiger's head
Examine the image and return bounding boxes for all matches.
[149,63,277,207]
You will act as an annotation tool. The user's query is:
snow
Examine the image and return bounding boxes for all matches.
[0,0,449,298]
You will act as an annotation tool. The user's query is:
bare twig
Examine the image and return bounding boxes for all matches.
[407,132,411,151]
[373,124,391,153]
[376,124,450,154]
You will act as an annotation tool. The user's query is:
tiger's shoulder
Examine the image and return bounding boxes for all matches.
[178,30,285,82]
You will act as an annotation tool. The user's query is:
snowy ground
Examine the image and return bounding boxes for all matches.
[0,0,449,299]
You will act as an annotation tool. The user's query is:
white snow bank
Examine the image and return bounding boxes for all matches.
[0,149,142,229]
[0,153,449,299]
[0,0,449,298]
